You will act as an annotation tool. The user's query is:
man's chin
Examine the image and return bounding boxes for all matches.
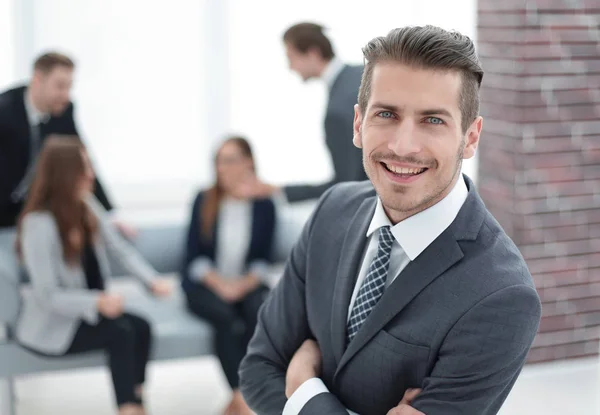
[51,105,68,116]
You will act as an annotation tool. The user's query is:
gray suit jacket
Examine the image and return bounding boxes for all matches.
[15,195,157,355]
[239,176,541,415]
[284,65,367,202]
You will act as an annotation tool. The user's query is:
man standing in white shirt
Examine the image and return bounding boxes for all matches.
[238,25,541,415]
[238,22,366,203]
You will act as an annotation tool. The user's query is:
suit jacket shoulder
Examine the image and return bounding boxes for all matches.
[0,86,27,127]
[253,196,276,215]
[318,180,375,216]
[328,65,363,108]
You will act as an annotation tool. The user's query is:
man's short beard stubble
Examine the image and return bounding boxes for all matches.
[362,132,466,215]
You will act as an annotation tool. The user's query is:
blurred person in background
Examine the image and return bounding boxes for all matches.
[238,22,366,203]
[0,52,134,237]
[14,136,171,415]
[180,136,276,415]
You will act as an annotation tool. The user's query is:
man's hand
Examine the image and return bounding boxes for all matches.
[285,339,322,398]
[233,175,278,199]
[386,388,424,415]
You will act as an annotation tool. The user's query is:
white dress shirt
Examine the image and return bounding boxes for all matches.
[321,57,346,91]
[24,88,50,126]
[283,176,469,415]
[189,198,268,281]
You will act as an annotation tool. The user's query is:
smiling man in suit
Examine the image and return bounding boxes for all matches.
[239,25,541,415]
[0,52,114,229]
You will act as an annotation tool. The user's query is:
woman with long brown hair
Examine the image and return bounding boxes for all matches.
[15,136,171,415]
[181,136,276,415]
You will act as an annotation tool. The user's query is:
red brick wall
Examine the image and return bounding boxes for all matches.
[477,1,600,362]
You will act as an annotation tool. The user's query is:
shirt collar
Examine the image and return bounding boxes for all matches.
[367,175,469,261]
[321,57,345,90]
[24,87,50,126]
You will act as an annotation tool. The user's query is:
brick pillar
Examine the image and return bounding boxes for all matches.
[477,1,600,363]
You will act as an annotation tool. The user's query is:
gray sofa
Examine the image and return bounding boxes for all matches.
[0,201,314,414]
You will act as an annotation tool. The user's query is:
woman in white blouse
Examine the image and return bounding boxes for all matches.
[181,136,276,415]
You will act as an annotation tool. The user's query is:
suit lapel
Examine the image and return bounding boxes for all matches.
[330,196,376,365]
[335,227,464,379]
[246,201,258,262]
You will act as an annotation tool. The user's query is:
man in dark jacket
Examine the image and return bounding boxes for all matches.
[0,52,115,228]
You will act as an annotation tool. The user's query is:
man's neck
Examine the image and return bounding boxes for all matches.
[315,59,329,78]
[26,85,46,114]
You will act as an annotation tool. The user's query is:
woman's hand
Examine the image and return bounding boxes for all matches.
[97,293,124,318]
[205,272,247,303]
[150,278,172,297]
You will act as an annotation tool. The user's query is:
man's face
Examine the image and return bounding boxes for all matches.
[34,66,73,115]
[353,62,482,223]
[284,42,319,81]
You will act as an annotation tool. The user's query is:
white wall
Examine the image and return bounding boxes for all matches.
[0,0,15,87]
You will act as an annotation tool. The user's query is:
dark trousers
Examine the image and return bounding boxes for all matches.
[66,312,152,406]
[185,283,269,389]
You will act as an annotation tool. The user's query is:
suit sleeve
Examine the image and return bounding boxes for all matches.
[247,199,277,282]
[0,116,12,210]
[283,181,334,204]
[299,393,355,415]
[411,285,541,415]
[87,195,157,286]
[258,198,277,263]
[68,103,114,211]
[182,192,217,282]
[239,187,339,415]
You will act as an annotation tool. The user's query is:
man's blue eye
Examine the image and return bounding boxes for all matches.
[425,117,444,125]
[378,111,394,118]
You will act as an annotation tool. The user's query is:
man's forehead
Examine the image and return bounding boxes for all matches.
[45,66,73,78]
[369,62,462,113]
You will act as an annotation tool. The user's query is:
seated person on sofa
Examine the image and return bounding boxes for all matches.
[181,136,276,415]
[14,135,171,415]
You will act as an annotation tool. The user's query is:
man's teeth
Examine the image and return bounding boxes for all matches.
[385,164,425,175]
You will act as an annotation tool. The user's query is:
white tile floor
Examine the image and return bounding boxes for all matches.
[6,355,600,415]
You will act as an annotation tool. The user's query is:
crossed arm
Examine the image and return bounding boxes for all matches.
[285,339,424,415]
[238,194,541,415]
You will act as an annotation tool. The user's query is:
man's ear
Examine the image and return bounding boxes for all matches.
[353,104,363,149]
[462,116,482,160]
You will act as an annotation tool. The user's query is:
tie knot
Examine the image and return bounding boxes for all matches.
[378,226,394,250]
